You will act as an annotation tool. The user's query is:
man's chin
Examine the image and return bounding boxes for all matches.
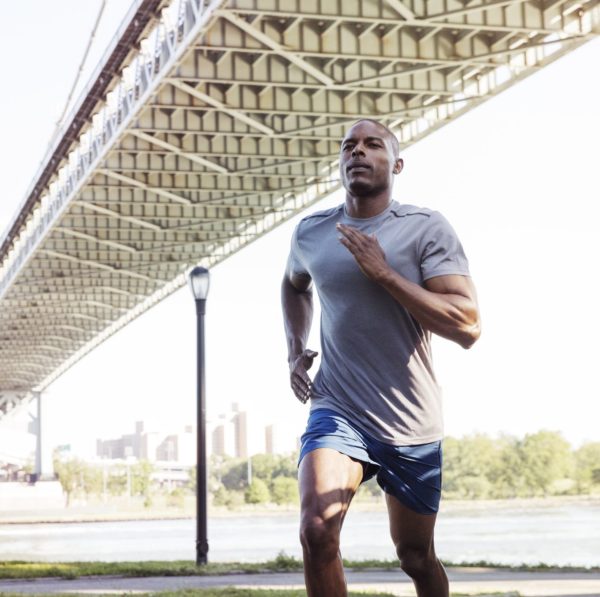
[346,181,380,197]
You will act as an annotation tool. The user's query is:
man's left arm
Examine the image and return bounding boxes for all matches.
[337,223,481,349]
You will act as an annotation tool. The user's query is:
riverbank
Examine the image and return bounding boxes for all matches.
[1,565,599,597]
[2,557,599,580]
[1,487,599,524]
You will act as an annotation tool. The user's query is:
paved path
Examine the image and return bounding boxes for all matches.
[1,568,599,596]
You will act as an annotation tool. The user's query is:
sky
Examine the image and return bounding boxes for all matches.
[0,1,599,462]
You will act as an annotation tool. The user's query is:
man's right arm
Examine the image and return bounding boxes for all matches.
[281,270,318,404]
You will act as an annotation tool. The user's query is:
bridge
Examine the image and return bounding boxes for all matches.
[1,0,598,432]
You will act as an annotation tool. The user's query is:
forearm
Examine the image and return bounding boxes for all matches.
[376,269,480,349]
[281,277,314,361]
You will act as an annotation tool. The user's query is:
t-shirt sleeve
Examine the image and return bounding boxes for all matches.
[286,222,310,278]
[419,211,470,281]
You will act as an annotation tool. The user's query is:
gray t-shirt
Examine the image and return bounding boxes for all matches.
[287,200,471,445]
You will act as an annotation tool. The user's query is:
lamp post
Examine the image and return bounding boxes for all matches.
[188,265,210,565]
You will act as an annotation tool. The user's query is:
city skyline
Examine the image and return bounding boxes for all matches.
[94,402,298,464]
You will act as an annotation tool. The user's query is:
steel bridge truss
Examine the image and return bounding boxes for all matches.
[0,0,598,417]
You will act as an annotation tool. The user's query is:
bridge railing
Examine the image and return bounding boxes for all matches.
[0,0,225,303]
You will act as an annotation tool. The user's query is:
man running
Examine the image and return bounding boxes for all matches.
[281,119,481,596]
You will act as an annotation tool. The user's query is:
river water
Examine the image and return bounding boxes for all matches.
[0,500,599,566]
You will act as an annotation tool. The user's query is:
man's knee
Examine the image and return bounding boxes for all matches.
[395,544,436,579]
[300,518,340,560]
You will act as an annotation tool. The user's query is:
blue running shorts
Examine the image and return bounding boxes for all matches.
[299,408,442,514]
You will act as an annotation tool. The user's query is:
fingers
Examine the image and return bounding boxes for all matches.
[336,223,371,240]
[337,224,378,252]
[336,224,363,246]
[290,349,318,404]
[291,369,313,403]
[336,224,387,277]
[291,376,312,403]
[337,223,361,236]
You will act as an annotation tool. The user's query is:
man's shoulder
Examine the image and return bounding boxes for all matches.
[296,204,344,231]
[389,201,436,220]
[389,203,455,235]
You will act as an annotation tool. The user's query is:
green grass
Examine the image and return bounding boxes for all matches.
[0,552,596,580]
[0,553,303,580]
[0,591,395,597]
[153,591,398,597]
[0,590,520,597]
[345,557,600,573]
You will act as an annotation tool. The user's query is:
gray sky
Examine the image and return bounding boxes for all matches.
[1,2,599,459]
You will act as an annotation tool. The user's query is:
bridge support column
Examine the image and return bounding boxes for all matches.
[34,392,42,481]
[28,392,52,481]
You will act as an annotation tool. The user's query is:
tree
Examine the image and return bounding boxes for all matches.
[574,442,600,493]
[518,431,573,496]
[271,477,299,505]
[131,460,154,498]
[488,434,529,498]
[107,464,128,496]
[212,485,244,509]
[442,434,501,499]
[273,452,298,479]
[53,458,83,507]
[212,485,230,507]
[188,466,196,493]
[82,464,103,498]
[221,459,248,490]
[209,454,230,486]
[245,478,270,504]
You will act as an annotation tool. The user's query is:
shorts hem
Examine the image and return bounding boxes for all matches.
[381,486,440,515]
[298,441,372,469]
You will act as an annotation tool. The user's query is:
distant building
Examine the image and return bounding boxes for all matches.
[140,431,161,461]
[265,424,289,455]
[208,404,250,458]
[210,412,235,457]
[208,404,298,458]
[97,421,195,464]
[232,404,248,458]
[212,424,226,457]
[156,427,194,465]
[265,425,274,455]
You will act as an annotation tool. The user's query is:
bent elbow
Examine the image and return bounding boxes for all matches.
[459,322,481,350]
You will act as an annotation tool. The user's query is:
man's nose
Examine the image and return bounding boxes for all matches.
[351,143,365,156]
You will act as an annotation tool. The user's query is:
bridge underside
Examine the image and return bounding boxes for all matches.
[0,0,598,418]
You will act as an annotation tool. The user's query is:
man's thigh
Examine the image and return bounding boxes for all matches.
[386,492,437,552]
[299,448,364,528]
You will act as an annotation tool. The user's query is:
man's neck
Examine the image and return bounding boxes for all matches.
[344,194,392,219]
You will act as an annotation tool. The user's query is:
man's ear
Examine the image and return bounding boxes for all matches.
[393,158,404,175]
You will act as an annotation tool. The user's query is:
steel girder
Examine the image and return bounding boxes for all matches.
[0,0,598,418]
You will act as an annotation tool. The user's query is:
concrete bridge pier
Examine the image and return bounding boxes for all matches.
[28,391,53,481]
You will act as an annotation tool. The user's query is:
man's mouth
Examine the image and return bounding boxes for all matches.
[347,162,370,172]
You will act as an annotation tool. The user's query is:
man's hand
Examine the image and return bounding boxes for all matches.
[337,223,391,282]
[289,349,319,404]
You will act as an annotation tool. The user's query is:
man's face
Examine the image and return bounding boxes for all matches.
[339,121,402,197]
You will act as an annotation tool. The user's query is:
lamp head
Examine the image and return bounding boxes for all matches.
[188,266,210,300]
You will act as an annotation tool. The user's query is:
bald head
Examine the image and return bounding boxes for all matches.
[350,119,400,157]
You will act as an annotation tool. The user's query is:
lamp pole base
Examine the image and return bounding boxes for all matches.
[196,539,209,565]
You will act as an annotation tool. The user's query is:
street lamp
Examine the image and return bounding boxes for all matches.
[188,265,210,565]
